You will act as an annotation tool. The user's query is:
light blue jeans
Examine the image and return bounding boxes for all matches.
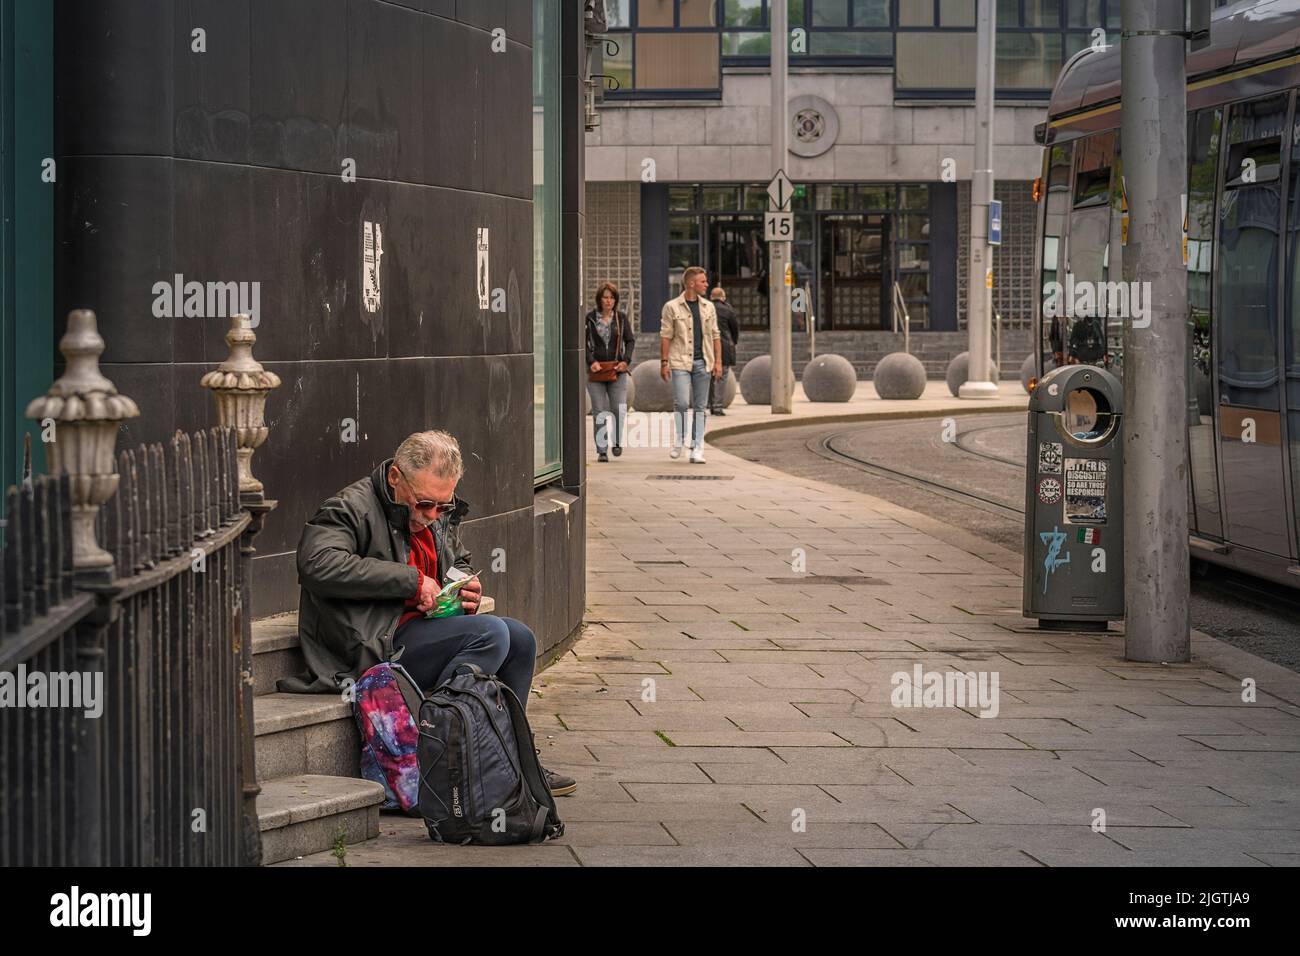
[671,358,711,449]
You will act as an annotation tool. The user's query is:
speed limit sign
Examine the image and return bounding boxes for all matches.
[764,212,793,241]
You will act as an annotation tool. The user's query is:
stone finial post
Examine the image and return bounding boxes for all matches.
[200,314,281,495]
[25,310,141,570]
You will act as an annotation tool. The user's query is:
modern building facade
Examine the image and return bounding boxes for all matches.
[2,0,588,655]
[584,0,1140,370]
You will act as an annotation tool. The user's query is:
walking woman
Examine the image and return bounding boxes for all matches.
[586,282,635,462]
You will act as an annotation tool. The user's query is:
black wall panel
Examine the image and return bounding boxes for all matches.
[52,0,583,650]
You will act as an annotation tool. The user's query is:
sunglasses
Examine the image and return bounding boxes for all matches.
[395,466,457,515]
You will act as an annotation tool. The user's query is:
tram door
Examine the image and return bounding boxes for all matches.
[1215,94,1293,558]
[1285,102,1300,562]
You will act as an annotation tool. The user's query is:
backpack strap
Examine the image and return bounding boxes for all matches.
[528,805,550,844]
[497,682,562,836]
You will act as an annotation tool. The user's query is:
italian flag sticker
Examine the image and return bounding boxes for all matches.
[1076,528,1101,544]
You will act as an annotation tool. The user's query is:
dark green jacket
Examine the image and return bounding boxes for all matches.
[279,458,473,693]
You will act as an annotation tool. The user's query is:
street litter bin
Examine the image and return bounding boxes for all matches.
[1022,364,1124,629]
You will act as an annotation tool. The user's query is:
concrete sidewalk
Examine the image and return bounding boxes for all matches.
[287,395,1300,867]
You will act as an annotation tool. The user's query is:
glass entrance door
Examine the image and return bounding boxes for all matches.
[818,215,889,330]
[706,216,765,329]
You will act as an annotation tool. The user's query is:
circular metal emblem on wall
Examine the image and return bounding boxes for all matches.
[788,95,838,158]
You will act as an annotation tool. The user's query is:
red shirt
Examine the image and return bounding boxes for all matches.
[398,526,439,629]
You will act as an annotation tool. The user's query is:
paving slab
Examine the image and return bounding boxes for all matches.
[297,397,1300,866]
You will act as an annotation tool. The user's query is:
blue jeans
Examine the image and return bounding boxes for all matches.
[671,358,711,449]
[393,614,536,711]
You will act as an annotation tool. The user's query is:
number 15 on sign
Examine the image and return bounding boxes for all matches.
[765,212,793,241]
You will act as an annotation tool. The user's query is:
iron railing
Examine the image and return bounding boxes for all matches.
[1,428,252,865]
[1,309,279,867]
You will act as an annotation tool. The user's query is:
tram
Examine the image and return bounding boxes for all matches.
[1033,0,1300,589]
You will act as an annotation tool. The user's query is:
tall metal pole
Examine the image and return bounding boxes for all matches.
[960,0,998,399]
[1121,0,1190,663]
[768,0,793,414]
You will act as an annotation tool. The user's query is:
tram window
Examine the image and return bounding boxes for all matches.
[1217,96,1287,410]
[1073,167,1111,209]
[1225,139,1282,188]
[1066,132,1115,370]
[1040,143,1073,370]
[1187,107,1223,539]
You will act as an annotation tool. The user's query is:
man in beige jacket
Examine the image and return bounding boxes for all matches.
[660,266,723,463]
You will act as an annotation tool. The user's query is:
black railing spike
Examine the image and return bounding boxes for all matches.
[21,433,32,490]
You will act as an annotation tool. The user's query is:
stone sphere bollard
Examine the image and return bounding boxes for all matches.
[630,360,673,412]
[945,351,1000,397]
[1019,353,1036,393]
[801,354,857,403]
[739,354,772,405]
[872,352,927,400]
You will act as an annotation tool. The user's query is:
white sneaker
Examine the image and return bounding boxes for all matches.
[689,447,706,464]
[670,445,682,459]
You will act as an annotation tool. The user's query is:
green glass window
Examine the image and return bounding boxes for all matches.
[533,0,562,481]
[812,0,849,27]
[725,0,764,26]
[1,0,54,487]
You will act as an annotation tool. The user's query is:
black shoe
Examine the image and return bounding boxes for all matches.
[612,444,622,457]
[542,765,577,796]
[597,452,608,462]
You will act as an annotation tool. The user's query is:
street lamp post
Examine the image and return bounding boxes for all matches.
[768,0,793,414]
[960,0,999,400]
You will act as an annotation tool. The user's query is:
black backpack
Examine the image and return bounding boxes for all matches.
[416,664,564,845]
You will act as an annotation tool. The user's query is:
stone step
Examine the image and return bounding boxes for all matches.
[258,773,385,865]
[253,613,304,697]
[254,692,360,783]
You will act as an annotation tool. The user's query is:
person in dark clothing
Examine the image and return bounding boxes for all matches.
[708,287,739,415]
[289,429,576,796]
[585,282,636,462]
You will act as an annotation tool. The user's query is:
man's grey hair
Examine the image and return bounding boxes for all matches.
[394,430,464,482]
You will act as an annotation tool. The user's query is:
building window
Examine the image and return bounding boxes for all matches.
[599,0,1171,100]
[602,0,721,96]
[660,182,934,331]
[721,0,894,64]
[534,0,562,482]
[896,0,1115,97]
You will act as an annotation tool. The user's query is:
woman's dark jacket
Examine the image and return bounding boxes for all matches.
[713,300,740,366]
[282,458,473,693]
[584,310,636,367]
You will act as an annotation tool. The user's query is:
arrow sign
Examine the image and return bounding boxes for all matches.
[767,169,794,211]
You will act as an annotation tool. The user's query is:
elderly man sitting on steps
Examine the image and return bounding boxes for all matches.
[284,429,577,797]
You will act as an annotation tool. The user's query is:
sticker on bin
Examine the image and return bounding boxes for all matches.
[1076,527,1101,544]
[1063,459,1107,525]
[1037,477,1063,505]
[1037,441,1063,475]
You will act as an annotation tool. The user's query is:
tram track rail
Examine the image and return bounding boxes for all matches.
[811,421,1026,521]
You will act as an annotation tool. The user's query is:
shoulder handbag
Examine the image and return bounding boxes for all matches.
[588,313,622,383]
